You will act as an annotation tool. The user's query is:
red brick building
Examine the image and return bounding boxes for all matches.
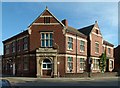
[2,7,114,77]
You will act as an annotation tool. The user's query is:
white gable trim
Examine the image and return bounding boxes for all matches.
[28,8,65,28]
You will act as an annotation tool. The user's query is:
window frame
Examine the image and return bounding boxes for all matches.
[108,48,111,55]
[5,44,10,54]
[23,37,28,50]
[41,32,53,48]
[109,60,113,69]
[67,37,73,50]
[44,17,50,23]
[67,57,73,72]
[11,41,15,53]
[17,40,21,52]
[80,40,85,52]
[95,42,99,54]
[93,59,99,70]
[80,58,85,70]
[23,57,29,71]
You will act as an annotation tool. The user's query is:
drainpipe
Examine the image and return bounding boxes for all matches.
[76,34,77,73]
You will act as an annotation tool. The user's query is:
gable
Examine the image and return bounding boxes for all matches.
[91,22,102,36]
[28,8,65,27]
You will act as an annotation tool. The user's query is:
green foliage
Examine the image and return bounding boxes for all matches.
[99,52,107,73]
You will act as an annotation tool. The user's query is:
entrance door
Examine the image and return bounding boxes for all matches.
[42,59,52,77]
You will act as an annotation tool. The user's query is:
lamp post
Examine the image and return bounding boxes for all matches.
[88,57,92,77]
[57,61,60,77]
[54,43,59,77]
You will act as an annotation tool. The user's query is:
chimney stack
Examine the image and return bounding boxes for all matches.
[62,19,68,28]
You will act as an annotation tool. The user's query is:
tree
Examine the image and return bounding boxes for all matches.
[99,52,107,73]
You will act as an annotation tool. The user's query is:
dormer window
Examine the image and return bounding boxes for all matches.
[44,17,50,23]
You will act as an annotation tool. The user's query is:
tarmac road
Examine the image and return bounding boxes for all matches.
[1,77,120,87]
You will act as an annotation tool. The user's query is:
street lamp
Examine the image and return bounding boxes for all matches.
[57,61,60,77]
[54,43,60,77]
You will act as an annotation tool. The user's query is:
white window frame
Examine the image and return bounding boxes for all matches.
[80,40,85,52]
[80,58,85,70]
[42,62,52,70]
[41,32,53,47]
[67,57,73,72]
[67,37,73,50]
[93,59,99,70]
[95,42,99,54]
[109,60,113,69]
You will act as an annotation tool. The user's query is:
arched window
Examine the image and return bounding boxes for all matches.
[42,59,52,70]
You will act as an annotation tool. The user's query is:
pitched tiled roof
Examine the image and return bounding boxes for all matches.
[66,26,87,38]
[103,40,114,47]
[3,30,28,43]
[78,24,95,36]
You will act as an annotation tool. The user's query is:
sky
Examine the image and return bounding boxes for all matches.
[1,2,118,54]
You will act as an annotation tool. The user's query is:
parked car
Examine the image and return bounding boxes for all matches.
[0,79,12,88]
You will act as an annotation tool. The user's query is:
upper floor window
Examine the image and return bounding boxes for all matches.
[67,57,73,72]
[80,58,85,70]
[17,40,21,52]
[41,33,53,47]
[68,37,73,50]
[80,40,85,52]
[5,44,10,54]
[108,48,111,55]
[44,17,50,23]
[11,42,15,53]
[95,42,99,53]
[23,37,28,50]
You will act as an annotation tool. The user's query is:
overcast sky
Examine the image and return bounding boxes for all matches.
[1,2,118,54]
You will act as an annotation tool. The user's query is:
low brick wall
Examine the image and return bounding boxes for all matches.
[64,72,118,78]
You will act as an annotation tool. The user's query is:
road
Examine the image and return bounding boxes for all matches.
[1,77,120,87]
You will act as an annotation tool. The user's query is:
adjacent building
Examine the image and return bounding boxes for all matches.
[2,7,114,77]
[114,45,120,72]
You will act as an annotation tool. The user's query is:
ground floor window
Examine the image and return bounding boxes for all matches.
[23,57,29,70]
[93,59,99,70]
[80,58,85,70]
[42,59,52,70]
[67,57,73,72]
[109,60,113,69]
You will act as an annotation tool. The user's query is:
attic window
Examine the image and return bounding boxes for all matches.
[44,17,50,23]
[95,29,98,34]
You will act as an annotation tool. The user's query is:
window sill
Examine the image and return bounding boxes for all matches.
[67,49,73,51]
[95,52,99,54]
[80,50,85,53]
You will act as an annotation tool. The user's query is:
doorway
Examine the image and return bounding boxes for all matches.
[42,59,52,77]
